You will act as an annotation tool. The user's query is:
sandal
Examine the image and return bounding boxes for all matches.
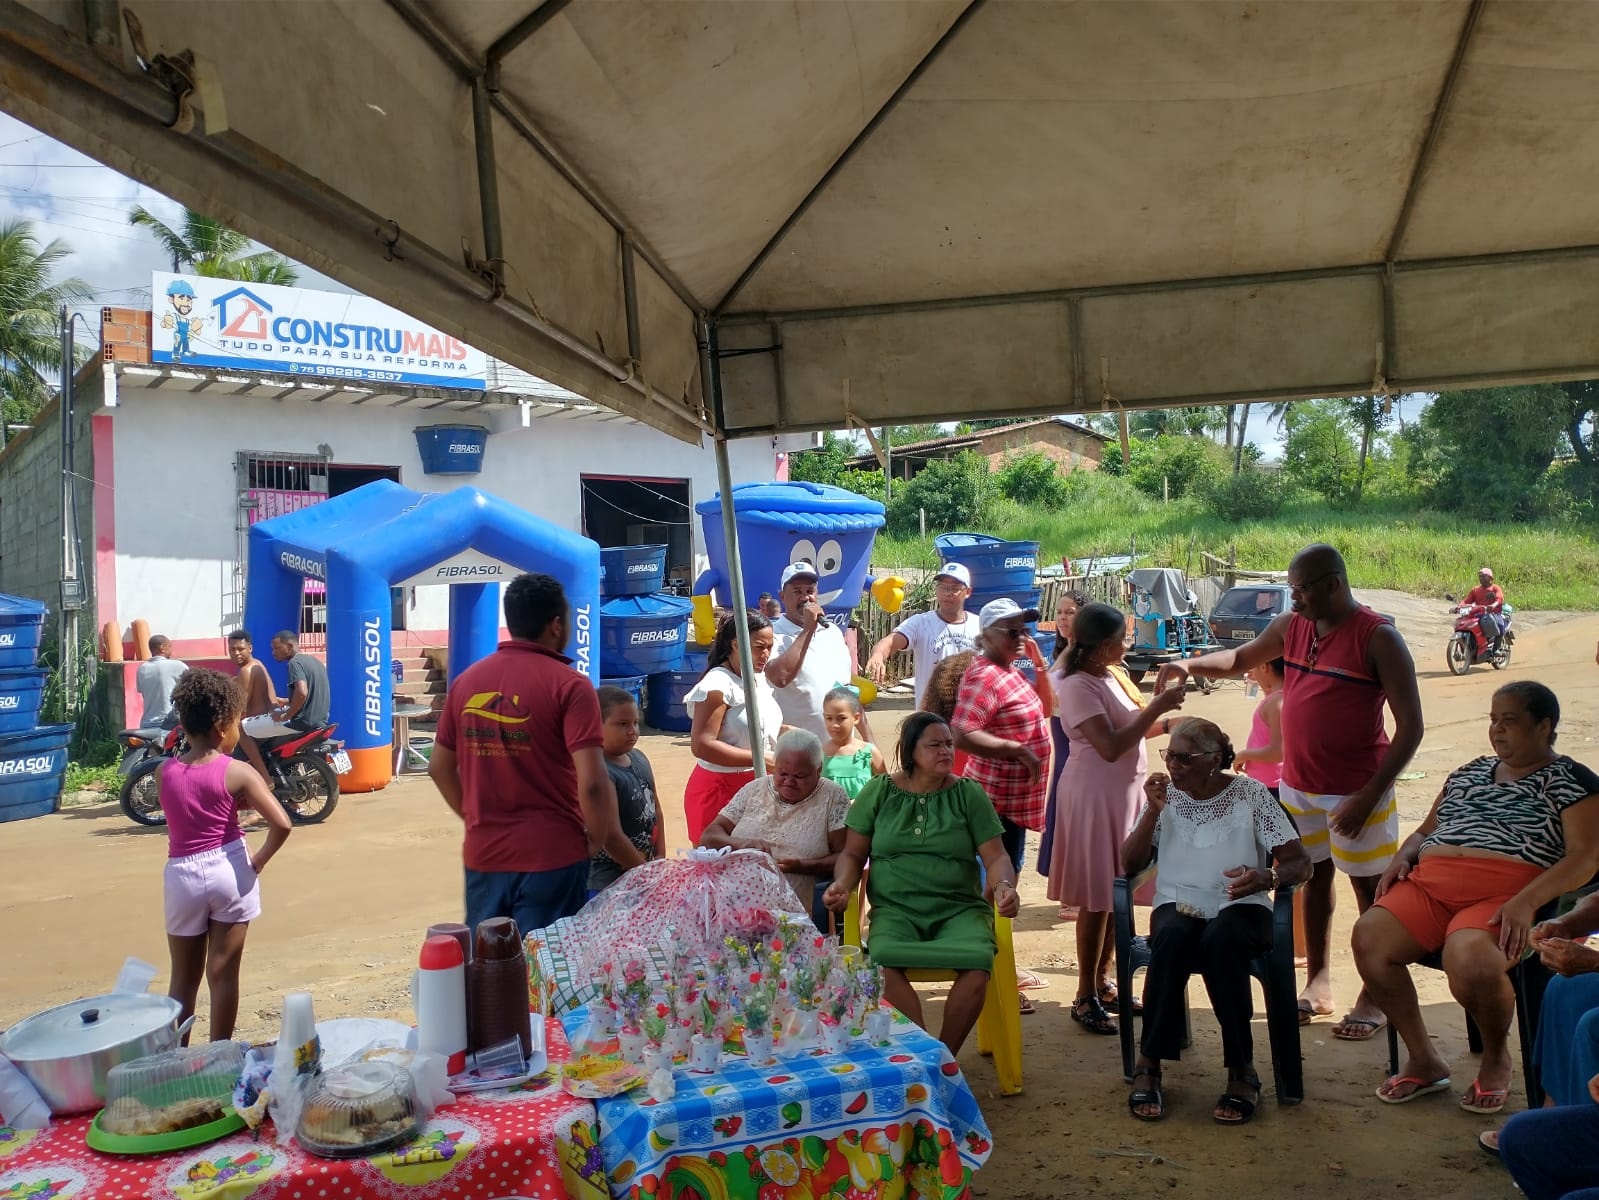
[1478,1130,1501,1160]
[1018,991,1036,1016]
[1128,1067,1164,1121]
[1070,995,1118,1035]
[1214,1072,1261,1125]
[1459,1079,1509,1113]
[1099,982,1143,1016]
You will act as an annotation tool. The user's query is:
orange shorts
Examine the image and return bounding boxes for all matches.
[1374,855,1544,954]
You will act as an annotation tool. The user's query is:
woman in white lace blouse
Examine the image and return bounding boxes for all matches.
[1120,718,1311,1125]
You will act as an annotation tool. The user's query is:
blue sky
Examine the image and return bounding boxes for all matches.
[1,111,1426,455]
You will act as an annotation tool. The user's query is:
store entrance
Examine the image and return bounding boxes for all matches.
[580,476,693,593]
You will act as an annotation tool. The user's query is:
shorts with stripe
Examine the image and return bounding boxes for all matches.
[1278,783,1397,877]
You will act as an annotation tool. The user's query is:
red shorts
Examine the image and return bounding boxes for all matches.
[683,765,753,844]
[1374,855,1544,954]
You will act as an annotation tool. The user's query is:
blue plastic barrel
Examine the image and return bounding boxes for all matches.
[0,593,46,671]
[0,669,48,734]
[600,545,669,598]
[0,722,70,823]
[645,651,709,733]
[413,424,489,475]
[600,675,647,712]
[934,533,1041,594]
[599,593,693,677]
[967,585,1043,617]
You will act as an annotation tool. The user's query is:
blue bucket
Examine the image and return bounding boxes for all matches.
[0,593,46,671]
[645,651,708,733]
[600,545,669,598]
[0,669,48,734]
[600,675,647,712]
[934,533,1041,594]
[414,424,489,475]
[600,593,693,677]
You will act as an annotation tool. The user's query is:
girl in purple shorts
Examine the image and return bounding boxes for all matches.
[162,668,292,1041]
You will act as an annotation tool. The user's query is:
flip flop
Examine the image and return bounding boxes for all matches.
[1018,991,1037,1016]
[1016,969,1050,991]
[1059,905,1080,921]
[1478,1130,1501,1160]
[1332,1016,1387,1041]
[1296,1000,1333,1026]
[1460,1080,1509,1113]
[1376,1074,1452,1104]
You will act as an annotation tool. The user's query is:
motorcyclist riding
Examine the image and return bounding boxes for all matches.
[1462,567,1506,649]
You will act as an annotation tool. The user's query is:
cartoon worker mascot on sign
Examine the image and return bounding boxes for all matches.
[161,279,203,361]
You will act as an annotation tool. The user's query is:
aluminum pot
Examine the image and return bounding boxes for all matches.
[0,993,193,1114]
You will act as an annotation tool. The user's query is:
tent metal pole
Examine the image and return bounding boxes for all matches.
[702,320,766,779]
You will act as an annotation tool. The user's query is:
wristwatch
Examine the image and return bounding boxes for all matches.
[1268,867,1280,892]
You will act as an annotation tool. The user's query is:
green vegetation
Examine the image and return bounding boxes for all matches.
[128,205,300,283]
[0,219,92,426]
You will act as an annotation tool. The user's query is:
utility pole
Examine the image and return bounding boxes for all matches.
[59,307,84,707]
[882,425,892,504]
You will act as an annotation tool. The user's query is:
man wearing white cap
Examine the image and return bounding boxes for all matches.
[1463,566,1507,649]
[767,561,864,740]
[864,563,983,706]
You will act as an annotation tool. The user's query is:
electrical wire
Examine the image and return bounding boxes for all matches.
[579,482,692,526]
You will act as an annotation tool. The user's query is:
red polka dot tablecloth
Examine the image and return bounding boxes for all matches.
[0,1020,606,1200]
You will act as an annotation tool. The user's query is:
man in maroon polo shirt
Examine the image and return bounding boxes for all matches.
[430,573,644,932]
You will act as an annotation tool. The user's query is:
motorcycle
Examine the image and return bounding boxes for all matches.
[118,722,347,828]
[1445,602,1514,675]
[116,724,186,825]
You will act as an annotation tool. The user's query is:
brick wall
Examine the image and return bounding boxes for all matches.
[977,423,1104,473]
[100,306,151,366]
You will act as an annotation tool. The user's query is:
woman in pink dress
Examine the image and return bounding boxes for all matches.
[1049,603,1185,1035]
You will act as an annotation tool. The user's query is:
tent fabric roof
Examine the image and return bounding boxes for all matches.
[6,0,1599,444]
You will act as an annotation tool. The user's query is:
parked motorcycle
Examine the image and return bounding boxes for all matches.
[116,724,185,825]
[118,722,347,828]
[1445,602,1514,675]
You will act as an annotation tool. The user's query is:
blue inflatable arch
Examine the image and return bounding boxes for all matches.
[243,480,600,791]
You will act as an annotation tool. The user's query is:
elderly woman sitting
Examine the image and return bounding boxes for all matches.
[699,728,851,926]
[1354,681,1599,1111]
[1121,718,1309,1124]
[824,712,1021,1053]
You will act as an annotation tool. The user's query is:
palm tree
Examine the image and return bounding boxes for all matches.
[128,205,299,284]
[0,219,92,428]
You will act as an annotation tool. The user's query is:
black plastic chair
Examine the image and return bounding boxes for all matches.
[1113,869,1304,1105]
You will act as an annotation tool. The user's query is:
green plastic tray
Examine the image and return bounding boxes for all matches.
[86,1073,247,1156]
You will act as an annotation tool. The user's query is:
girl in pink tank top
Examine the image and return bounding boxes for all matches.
[161,668,292,1042]
[1234,658,1285,793]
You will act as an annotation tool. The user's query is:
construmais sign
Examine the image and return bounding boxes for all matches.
[151,272,488,390]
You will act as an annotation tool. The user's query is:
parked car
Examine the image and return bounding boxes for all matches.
[1209,584,1292,649]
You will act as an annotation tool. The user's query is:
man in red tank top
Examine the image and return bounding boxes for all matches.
[1156,544,1424,1041]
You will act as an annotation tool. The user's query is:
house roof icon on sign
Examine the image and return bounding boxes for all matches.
[211,287,274,340]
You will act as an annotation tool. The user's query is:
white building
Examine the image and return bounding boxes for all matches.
[0,288,808,724]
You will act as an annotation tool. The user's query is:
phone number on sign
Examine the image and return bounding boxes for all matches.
[288,364,406,383]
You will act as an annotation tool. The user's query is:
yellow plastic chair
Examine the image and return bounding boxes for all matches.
[843,883,1023,1095]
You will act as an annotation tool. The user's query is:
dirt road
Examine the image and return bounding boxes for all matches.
[4,604,1595,1199]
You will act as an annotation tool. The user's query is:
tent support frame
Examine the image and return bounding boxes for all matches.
[701,317,766,781]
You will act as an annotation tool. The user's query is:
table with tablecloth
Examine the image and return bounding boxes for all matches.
[558,1008,993,1200]
[0,1019,607,1200]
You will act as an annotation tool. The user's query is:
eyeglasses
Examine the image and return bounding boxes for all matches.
[1288,571,1336,596]
[1159,749,1215,766]
[989,626,1025,639]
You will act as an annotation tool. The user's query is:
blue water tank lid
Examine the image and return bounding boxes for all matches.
[599,593,694,619]
[695,482,885,532]
[0,722,73,748]
[934,532,1007,550]
[0,593,47,618]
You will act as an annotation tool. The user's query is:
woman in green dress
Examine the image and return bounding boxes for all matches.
[824,711,1022,1053]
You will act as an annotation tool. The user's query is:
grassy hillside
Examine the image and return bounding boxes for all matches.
[873,493,1599,611]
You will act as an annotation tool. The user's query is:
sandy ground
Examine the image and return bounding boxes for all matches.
[4,596,1596,1199]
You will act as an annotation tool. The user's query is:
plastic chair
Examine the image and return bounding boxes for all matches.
[843,883,1023,1096]
[1113,869,1304,1105]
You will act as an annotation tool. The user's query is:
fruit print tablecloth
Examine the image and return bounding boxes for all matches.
[0,1019,605,1200]
[558,1009,993,1200]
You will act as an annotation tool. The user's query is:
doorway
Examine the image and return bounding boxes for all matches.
[580,476,693,592]
[329,463,406,629]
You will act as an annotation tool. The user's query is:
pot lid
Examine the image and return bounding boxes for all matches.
[0,993,181,1060]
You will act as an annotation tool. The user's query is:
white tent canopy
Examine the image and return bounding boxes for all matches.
[6,0,1599,447]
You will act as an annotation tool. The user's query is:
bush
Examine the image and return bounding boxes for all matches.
[995,450,1069,508]
[886,452,991,537]
[1115,435,1228,501]
[1202,467,1288,521]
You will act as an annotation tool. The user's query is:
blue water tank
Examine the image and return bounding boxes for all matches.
[0,723,71,823]
[645,651,709,733]
[934,533,1041,595]
[599,593,693,677]
[600,545,669,598]
[414,424,490,475]
[0,669,49,734]
[968,585,1043,618]
[0,593,46,671]
[599,675,647,713]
